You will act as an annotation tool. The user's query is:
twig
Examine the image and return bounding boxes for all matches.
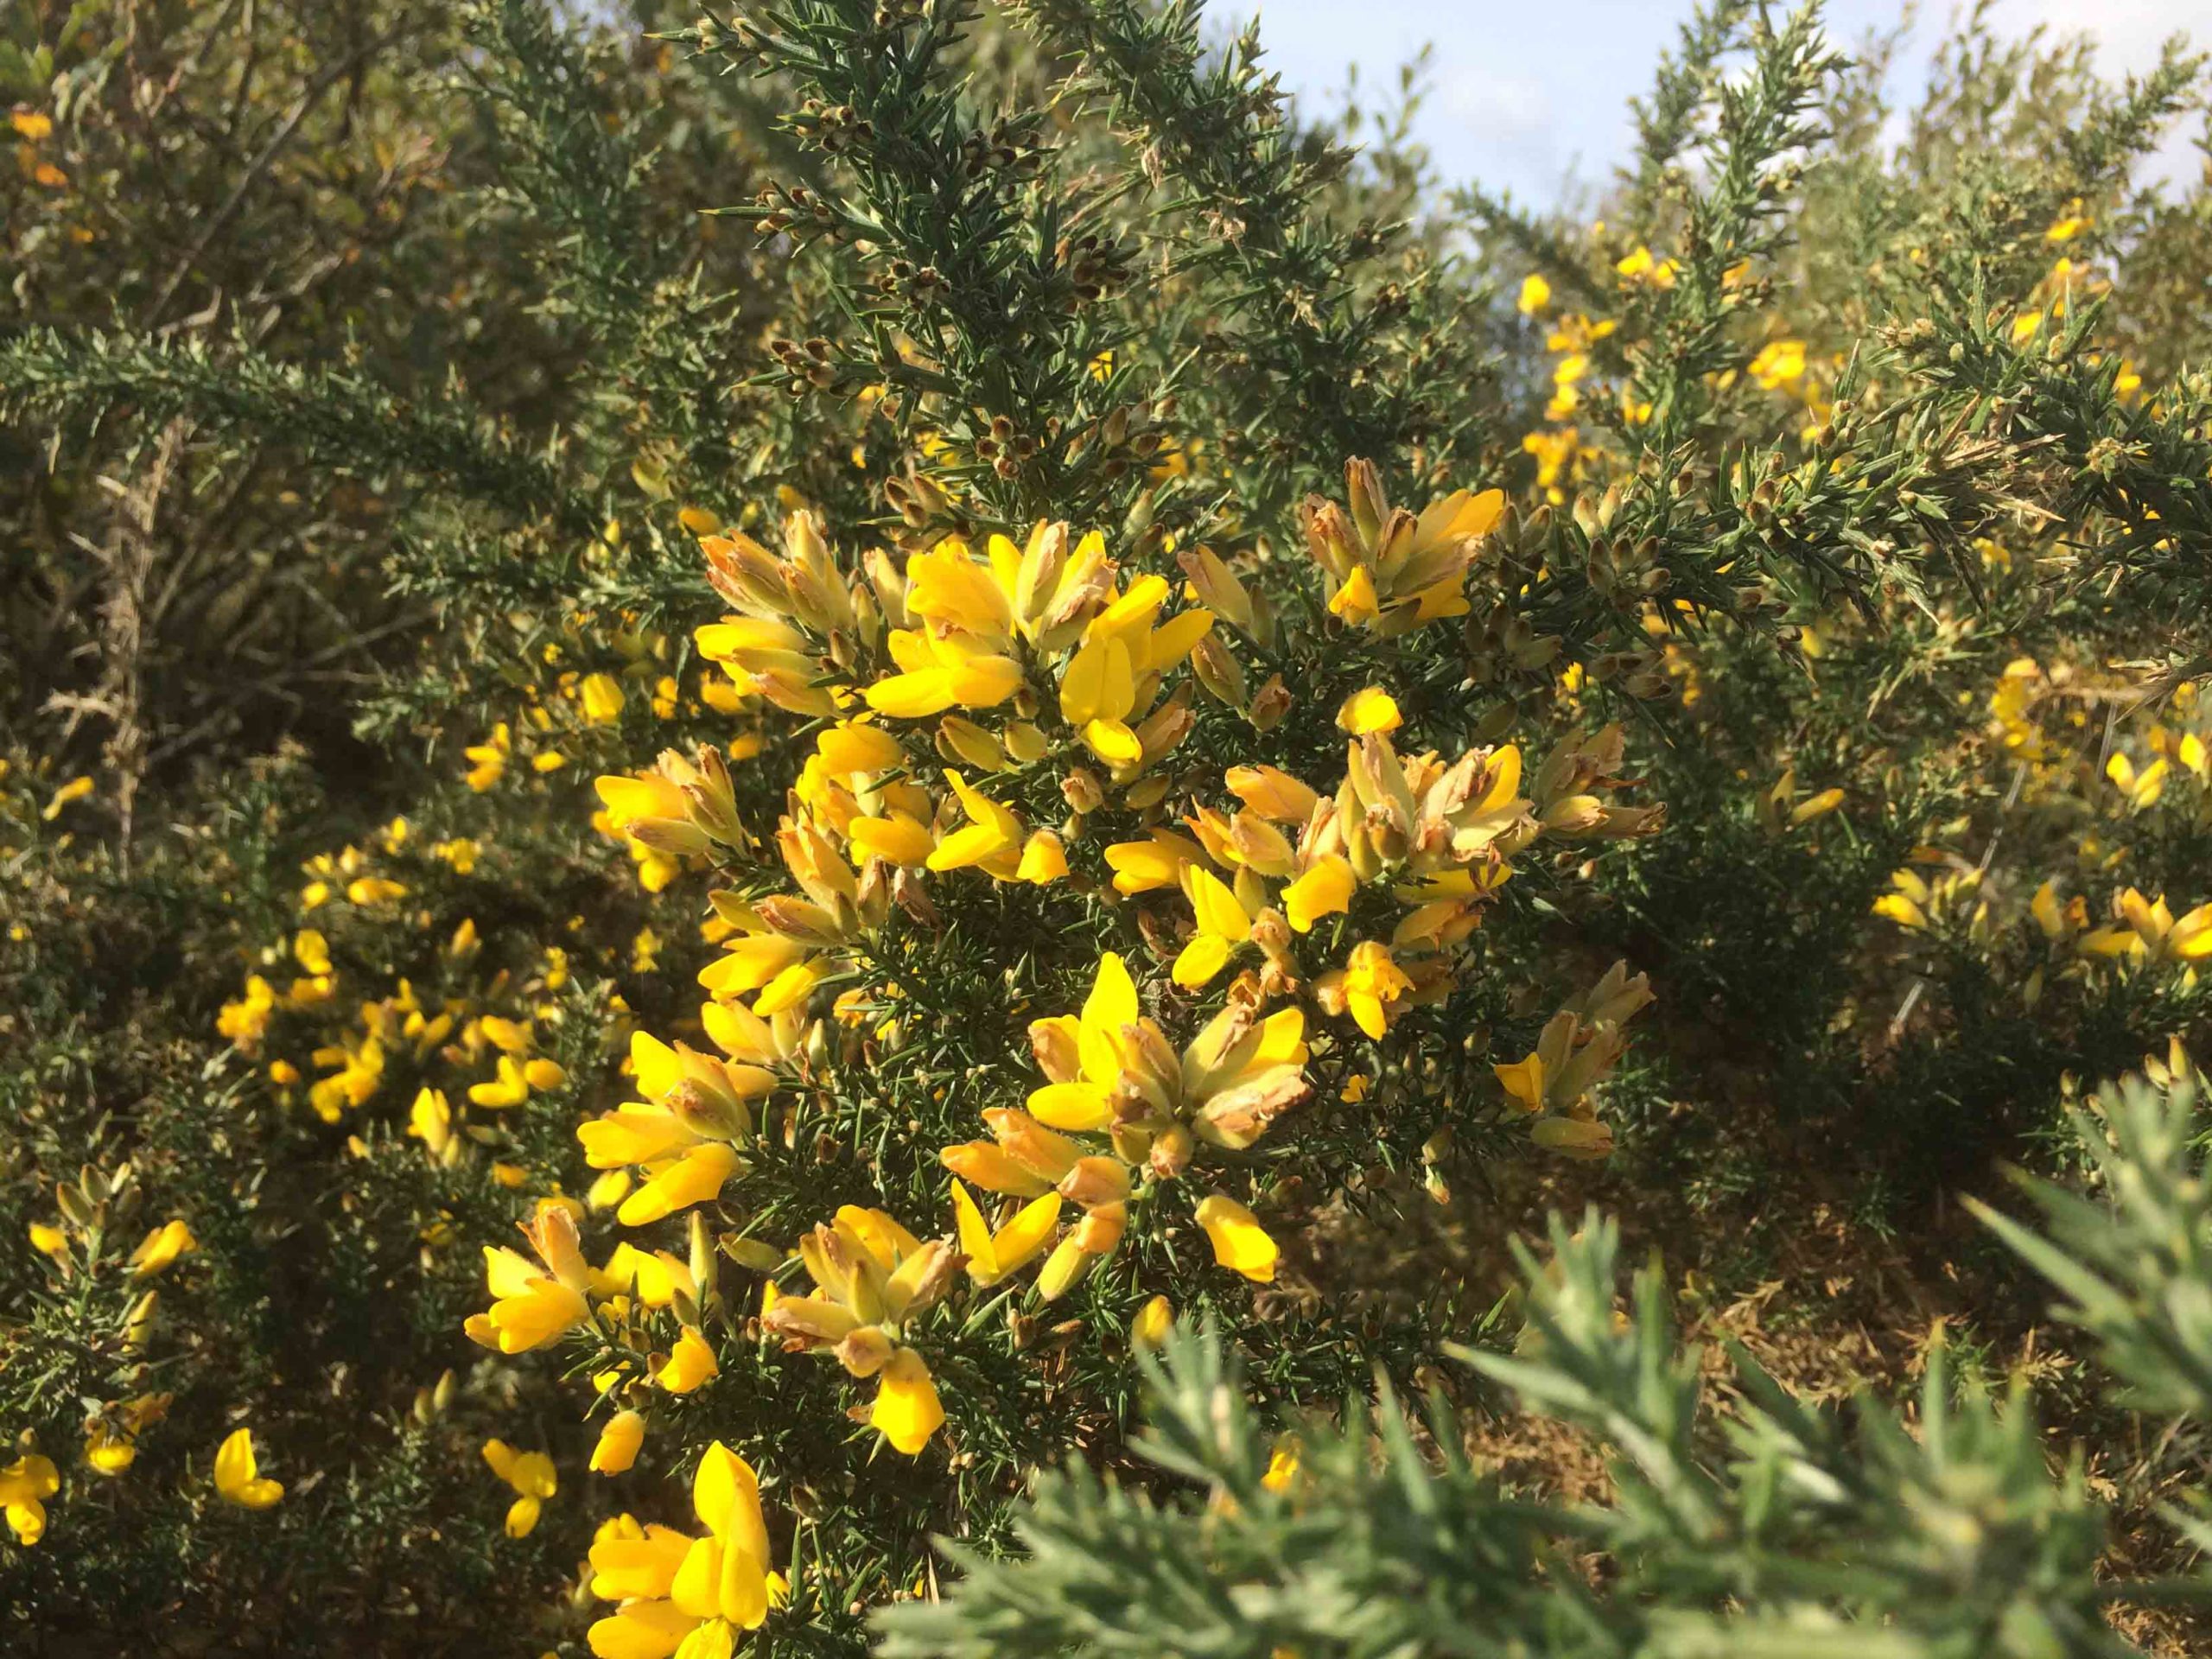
[145,25,410,328]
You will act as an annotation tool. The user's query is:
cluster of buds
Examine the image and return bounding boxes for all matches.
[1057,231,1130,307]
[752,180,846,244]
[27,1164,187,1363]
[881,470,960,536]
[594,745,750,864]
[1491,962,1656,1158]
[971,412,1044,480]
[1754,767,1846,836]
[942,956,1308,1297]
[1061,397,1175,483]
[768,333,842,393]
[2079,887,2212,969]
[1584,526,1671,605]
[1527,724,1667,839]
[1463,603,1566,684]
[1586,644,1676,702]
[875,256,950,305]
[700,815,897,1014]
[762,1208,958,1453]
[788,98,874,154]
[696,509,883,710]
[958,116,1046,181]
[1301,458,1503,635]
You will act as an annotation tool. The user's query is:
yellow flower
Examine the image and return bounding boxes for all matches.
[1051,577,1212,781]
[1032,957,1311,1156]
[580,672,627,725]
[1025,953,1141,1131]
[870,1347,944,1455]
[1194,1195,1279,1283]
[409,1087,454,1158]
[84,1394,169,1478]
[1060,629,1143,764]
[0,1453,60,1542]
[1133,1294,1174,1349]
[1333,941,1413,1039]
[761,1207,958,1453]
[657,1325,720,1393]
[586,1442,781,1657]
[85,1424,137,1476]
[2107,752,2168,810]
[40,775,92,821]
[465,1200,594,1354]
[928,770,1027,875]
[1281,854,1356,934]
[1516,272,1550,315]
[479,1014,532,1054]
[468,1055,532,1109]
[1173,866,1257,989]
[596,1243,698,1309]
[1103,828,1208,894]
[464,723,512,791]
[1614,244,1676,287]
[1301,461,1502,633]
[1872,868,1930,931]
[2080,888,2212,965]
[849,810,937,868]
[483,1439,558,1537]
[1336,687,1402,736]
[950,1179,1063,1288]
[293,929,333,976]
[620,1142,745,1228]
[866,626,1024,719]
[1493,1052,1547,1114]
[1746,339,1807,390]
[577,1025,767,1222]
[126,1219,196,1278]
[1015,830,1069,884]
[1789,787,1845,826]
[590,1411,646,1476]
[213,1428,284,1510]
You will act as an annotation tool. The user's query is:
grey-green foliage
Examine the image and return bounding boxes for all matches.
[880,1072,2212,1658]
[1971,1073,2212,1420]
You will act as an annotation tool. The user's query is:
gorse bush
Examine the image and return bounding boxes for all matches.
[7,0,2212,1652]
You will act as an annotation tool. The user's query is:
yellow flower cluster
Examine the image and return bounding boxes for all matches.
[16,1160,276,1539]
[219,909,575,1139]
[421,460,1672,1639]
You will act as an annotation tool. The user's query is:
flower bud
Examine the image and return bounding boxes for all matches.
[1249,675,1292,732]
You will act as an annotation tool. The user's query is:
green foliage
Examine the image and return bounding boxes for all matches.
[5,0,2212,1654]
[884,1114,2212,1658]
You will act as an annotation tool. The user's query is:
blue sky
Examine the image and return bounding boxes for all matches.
[1247,0,2210,207]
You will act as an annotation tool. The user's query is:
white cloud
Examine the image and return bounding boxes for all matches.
[1436,64,1554,145]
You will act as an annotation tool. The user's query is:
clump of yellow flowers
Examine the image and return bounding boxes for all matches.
[423,452,1669,1652]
